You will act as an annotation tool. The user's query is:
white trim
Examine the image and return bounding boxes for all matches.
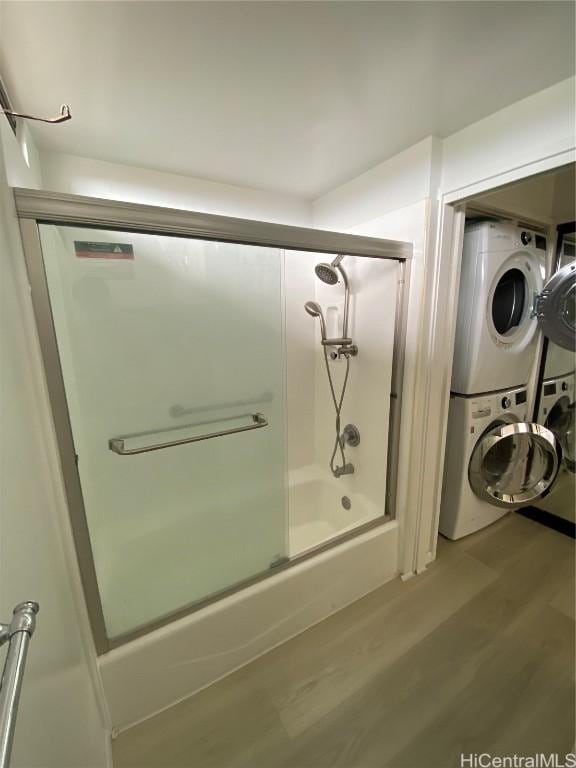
[443,149,576,205]
[409,202,466,571]
[422,203,466,565]
[396,199,437,576]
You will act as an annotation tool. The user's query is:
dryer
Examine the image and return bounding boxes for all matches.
[542,236,576,379]
[452,221,546,395]
[440,385,561,540]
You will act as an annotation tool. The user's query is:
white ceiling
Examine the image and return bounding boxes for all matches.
[0,2,574,199]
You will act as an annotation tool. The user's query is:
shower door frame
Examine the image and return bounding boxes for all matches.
[15,187,412,654]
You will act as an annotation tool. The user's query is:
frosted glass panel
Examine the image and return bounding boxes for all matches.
[39,225,287,638]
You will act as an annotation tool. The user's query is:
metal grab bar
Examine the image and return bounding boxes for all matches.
[109,412,268,455]
[0,602,39,768]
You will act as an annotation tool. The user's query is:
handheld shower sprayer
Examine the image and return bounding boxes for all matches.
[304,300,327,340]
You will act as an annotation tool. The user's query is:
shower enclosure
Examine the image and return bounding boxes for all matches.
[16,189,411,653]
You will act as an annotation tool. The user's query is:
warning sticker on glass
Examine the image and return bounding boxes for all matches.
[74,241,134,260]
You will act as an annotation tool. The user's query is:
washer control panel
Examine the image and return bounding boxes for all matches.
[471,387,528,421]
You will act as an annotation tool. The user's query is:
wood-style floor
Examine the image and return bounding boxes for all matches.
[113,513,575,768]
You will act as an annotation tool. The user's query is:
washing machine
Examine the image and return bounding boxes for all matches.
[440,385,561,540]
[452,221,547,395]
[538,372,575,468]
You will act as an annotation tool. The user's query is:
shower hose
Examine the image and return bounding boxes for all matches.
[322,346,351,477]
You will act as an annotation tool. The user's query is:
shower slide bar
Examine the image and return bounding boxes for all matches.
[170,392,273,418]
[0,602,39,768]
[109,412,268,455]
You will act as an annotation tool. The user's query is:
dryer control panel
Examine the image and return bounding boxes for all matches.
[466,220,547,256]
[516,227,547,253]
[518,229,547,251]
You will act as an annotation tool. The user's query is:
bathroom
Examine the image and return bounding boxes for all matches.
[0,3,574,767]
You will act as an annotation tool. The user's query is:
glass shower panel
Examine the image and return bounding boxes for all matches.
[39,224,287,638]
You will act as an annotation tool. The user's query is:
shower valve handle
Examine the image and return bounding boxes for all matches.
[342,424,361,448]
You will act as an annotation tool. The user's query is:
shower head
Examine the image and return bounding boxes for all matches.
[304,300,327,340]
[315,263,340,285]
[313,255,351,338]
[315,254,345,285]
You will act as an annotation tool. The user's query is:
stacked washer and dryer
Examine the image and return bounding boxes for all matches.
[440,220,574,539]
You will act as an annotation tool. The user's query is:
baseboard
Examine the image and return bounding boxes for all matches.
[517,507,576,539]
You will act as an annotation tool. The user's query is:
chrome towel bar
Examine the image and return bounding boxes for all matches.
[1,104,71,125]
[109,412,268,455]
[0,602,39,768]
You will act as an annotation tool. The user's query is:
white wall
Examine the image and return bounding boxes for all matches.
[1,121,42,189]
[41,151,312,226]
[441,77,575,198]
[313,138,437,575]
[284,251,317,474]
[285,246,399,551]
[0,120,110,766]
[312,137,438,230]
[312,253,399,516]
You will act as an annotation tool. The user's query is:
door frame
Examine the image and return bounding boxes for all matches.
[407,149,576,573]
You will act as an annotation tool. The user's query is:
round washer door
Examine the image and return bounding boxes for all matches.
[536,260,576,351]
[469,422,560,508]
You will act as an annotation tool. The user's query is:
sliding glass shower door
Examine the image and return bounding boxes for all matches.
[39,224,288,639]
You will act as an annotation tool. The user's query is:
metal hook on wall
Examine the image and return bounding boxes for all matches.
[1,104,71,124]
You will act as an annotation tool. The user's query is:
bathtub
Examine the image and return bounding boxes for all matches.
[289,464,383,556]
[99,515,399,733]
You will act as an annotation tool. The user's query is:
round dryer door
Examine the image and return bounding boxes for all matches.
[487,255,542,351]
[545,396,575,473]
[469,422,560,508]
[491,268,528,337]
[535,260,576,351]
